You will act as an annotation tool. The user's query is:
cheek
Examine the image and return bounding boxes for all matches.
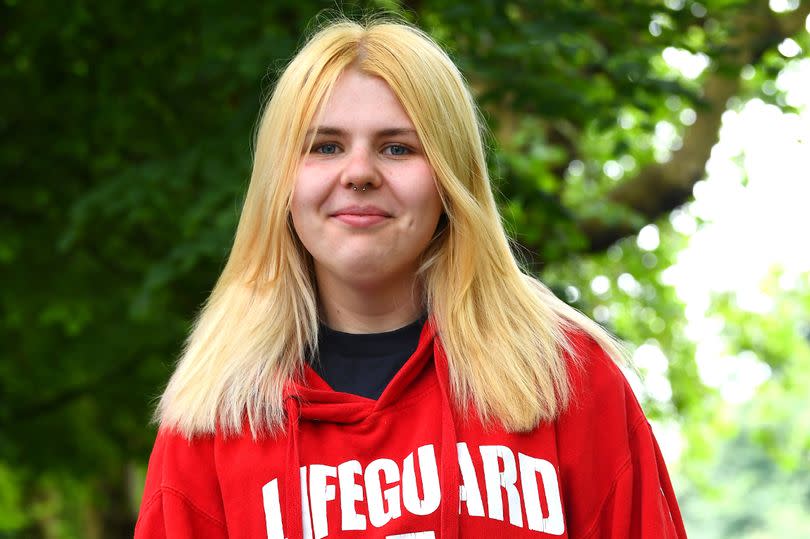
[289,188,306,233]
[290,174,323,242]
[291,168,327,216]
[412,171,443,224]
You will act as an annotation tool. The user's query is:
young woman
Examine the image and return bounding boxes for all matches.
[135,18,687,539]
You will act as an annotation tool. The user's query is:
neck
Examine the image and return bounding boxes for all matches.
[315,270,424,334]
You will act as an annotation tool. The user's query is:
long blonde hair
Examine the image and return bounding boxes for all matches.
[157,17,625,437]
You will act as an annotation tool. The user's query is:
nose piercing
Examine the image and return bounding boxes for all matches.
[352,185,369,192]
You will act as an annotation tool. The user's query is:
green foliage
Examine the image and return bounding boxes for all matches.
[0,464,28,531]
[679,431,810,539]
[2,0,808,536]
[710,269,810,469]
[542,217,706,422]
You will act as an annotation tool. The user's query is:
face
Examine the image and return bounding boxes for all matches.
[291,69,443,290]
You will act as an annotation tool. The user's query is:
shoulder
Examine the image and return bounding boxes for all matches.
[138,428,227,528]
[556,331,687,538]
[562,329,645,427]
[555,329,649,467]
[146,428,218,481]
[553,330,663,533]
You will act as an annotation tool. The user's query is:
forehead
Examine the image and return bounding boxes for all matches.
[315,69,415,130]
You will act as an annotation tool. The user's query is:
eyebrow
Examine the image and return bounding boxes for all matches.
[306,126,419,137]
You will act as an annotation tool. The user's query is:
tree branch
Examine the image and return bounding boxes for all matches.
[5,352,146,424]
[579,0,810,252]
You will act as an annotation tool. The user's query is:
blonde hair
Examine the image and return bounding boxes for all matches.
[157,17,625,437]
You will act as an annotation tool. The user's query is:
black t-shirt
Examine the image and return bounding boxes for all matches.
[311,316,425,400]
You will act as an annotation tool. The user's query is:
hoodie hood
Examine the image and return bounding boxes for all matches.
[281,319,460,538]
[286,320,438,424]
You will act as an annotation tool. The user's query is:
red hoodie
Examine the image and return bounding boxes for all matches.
[135,323,687,538]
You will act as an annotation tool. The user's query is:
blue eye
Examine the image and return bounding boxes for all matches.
[314,143,339,154]
[385,144,411,156]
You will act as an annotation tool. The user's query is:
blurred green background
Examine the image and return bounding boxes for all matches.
[2,0,809,537]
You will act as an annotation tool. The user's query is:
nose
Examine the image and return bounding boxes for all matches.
[340,145,381,192]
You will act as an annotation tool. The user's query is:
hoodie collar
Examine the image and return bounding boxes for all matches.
[281,319,460,538]
[286,320,437,424]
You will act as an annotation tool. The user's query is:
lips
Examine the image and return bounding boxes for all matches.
[330,205,391,227]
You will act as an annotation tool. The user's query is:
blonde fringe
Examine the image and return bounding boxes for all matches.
[156,17,627,438]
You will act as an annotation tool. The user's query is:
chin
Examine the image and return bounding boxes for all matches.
[326,259,415,288]
[341,261,392,282]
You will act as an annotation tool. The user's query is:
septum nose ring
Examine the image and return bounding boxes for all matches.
[351,184,369,192]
